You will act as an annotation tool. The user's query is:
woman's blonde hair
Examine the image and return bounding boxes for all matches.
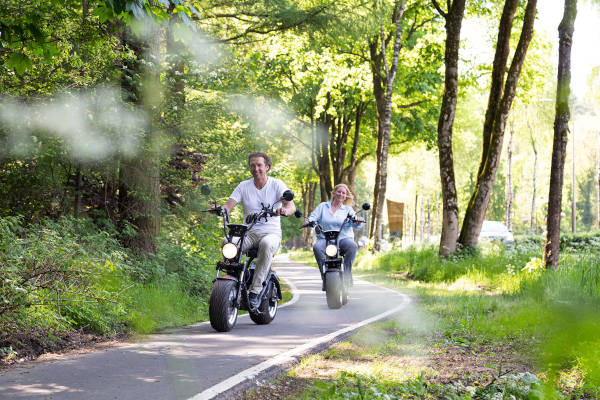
[330,183,354,206]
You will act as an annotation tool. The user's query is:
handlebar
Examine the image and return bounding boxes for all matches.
[301,213,364,234]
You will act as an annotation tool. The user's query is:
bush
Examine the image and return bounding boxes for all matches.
[0,214,221,348]
[517,231,600,253]
[0,216,133,336]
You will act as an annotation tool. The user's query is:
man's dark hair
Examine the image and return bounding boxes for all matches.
[248,152,272,169]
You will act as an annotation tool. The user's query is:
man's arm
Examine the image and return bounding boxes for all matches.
[222,198,238,213]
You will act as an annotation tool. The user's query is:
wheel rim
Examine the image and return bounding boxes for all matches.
[227,285,238,325]
[267,287,277,318]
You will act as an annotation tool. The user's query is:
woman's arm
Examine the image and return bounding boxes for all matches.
[307,202,324,223]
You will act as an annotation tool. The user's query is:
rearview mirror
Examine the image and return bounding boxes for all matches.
[282,190,294,201]
[294,210,303,218]
[201,184,211,196]
[361,202,370,211]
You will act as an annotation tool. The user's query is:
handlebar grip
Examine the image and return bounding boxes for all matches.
[207,207,223,216]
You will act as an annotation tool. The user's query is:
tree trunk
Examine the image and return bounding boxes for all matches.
[118,21,162,254]
[341,102,369,193]
[458,0,537,248]
[432,0,466,256]
[571,119,576,233]
[413,193,418,242]
[597,130,600,229]
[369,1,406,250]
[313,96,333,202]
[427,195,431,238]
[529,147,537,234]
[544,0,577,269]
[419,195,424,242]
[530,126,538,234]
[302,181,316,249]
[73,166,83,218]
[505,122,514,231]
[166,3,185,143]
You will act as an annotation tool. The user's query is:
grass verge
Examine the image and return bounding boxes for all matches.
[247,244,600,399]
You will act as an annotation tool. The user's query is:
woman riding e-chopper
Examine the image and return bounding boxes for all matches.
[305,184,366,293]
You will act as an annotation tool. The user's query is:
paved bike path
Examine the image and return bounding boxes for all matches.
[0,257,410,400]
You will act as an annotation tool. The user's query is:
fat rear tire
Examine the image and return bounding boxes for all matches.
[209,279,239,332]
[325,271,343,309]
[249,281,278,325]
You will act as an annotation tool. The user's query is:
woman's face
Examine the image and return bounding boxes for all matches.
[333,187,347,203]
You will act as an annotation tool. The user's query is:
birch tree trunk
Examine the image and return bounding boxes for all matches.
[369,1,406,250]
[505,122,514,231]
[571,120,576,233]
[420,196,424,242]
[427,195,431,238]
[597,130,600,228]
[302,182,316,249]
[413,193,418,242]
[431,0,466,256]
[528,120,538,234]
[458,0,537,248]
[544,0,577,269]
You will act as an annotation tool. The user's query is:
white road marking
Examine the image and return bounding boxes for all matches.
[187,287,410,400]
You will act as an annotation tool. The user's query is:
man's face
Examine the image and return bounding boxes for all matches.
[249,156,269,179]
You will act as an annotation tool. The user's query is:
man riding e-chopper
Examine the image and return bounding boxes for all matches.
[211,152,295,309]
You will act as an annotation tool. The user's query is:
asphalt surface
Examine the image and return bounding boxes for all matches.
[0,256,410,400]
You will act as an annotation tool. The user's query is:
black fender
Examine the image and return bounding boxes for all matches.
[213,274,239,283]
[269,271,282,301]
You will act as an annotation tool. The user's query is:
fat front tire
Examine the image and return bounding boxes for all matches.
[209,279,239,332]
[249,282,278,325]
[325,271,343,309]
[342,272,349,305]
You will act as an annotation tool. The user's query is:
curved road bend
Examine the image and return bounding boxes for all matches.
[0,256,410,400]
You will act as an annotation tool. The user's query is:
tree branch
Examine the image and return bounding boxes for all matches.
[431,0,447,18]
[397,100,425,109]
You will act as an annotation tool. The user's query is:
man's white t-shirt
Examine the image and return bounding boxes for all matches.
[229,177,289,235]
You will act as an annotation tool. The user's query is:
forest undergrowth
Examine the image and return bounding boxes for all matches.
[0,215,220,366]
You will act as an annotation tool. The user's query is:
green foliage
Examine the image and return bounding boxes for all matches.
[0,215,219,358]
[305,370,543,400]
[0,216,131,335]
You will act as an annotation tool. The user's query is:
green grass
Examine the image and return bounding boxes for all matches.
[290,241,600,398]
[128,277,209,334]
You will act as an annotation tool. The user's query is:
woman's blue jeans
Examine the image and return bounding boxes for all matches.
[312,238,357,286]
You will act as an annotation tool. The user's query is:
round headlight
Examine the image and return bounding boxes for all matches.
[222,242,238,259]
[325,244,338,257]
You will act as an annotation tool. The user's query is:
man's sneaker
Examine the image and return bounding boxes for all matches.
[248,292,260,308]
